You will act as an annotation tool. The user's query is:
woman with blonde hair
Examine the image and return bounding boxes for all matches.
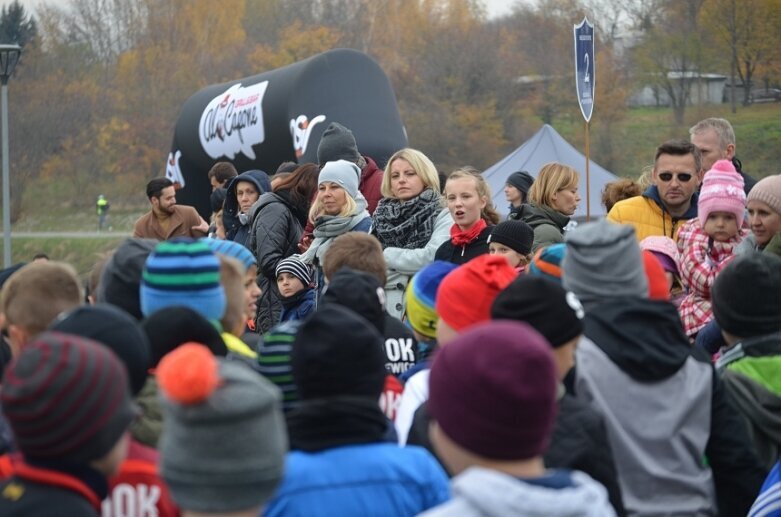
[300,160,372,294]
[520,162,580,252]
[372,148,453,318]
[435,168,500,265]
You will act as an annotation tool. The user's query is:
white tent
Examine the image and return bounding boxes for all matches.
[484,124,618,218]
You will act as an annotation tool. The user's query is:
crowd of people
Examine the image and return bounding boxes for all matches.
[0,117,780,516]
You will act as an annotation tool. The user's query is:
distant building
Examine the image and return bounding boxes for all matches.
[628,72,727,107]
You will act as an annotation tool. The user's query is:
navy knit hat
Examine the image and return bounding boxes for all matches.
[141,238,226,321]
[292,305,386,400]
[712,253,781,338]
[487,220,535,256]
[506,171,534,194]
[2,331,136,463]
[203,238,257,272]
[429,321,558,460]
[491,276,584,348]
[275,254,312,286]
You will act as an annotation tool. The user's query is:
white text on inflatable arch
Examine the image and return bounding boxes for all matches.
[199,81,269,160]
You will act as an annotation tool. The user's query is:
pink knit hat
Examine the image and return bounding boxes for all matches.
[698,159,746,227]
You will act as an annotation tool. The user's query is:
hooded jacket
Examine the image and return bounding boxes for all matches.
[246,191,304,333]
[717,332,781,471]
[518,203,570,252]
[607,186,699,241]
[419,467,615,517]
[222,170,271,247]
[577,297,765,516]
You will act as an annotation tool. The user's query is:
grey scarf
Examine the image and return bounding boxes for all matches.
[301,193,369,264]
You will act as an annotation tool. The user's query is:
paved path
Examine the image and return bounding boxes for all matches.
[11,231,131,238]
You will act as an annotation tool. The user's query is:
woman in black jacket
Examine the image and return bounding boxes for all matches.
[247,163,318,333]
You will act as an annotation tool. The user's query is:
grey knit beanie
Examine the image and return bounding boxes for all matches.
[317,122,361,166]
[158,344,288,513]
[562,221,648,309]
[318,159,361,200]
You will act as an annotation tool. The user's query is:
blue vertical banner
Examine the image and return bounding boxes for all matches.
[574,17,595,122]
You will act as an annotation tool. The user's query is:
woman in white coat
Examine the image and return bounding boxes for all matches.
[372,149,452,319]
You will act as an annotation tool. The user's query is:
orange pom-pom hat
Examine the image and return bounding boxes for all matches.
[157,342,220,404]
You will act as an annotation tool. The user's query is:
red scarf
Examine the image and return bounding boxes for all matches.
[450,219,487,247]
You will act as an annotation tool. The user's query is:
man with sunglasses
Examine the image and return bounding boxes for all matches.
[607,140,703,240]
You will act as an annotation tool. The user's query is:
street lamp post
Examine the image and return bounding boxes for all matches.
[0,44,20,268]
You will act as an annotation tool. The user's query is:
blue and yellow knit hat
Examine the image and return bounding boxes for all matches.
[527,243,565,284]
[141,238,226,322]
[405,261,458,339]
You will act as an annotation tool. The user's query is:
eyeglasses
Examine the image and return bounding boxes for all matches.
[657,172,693,183]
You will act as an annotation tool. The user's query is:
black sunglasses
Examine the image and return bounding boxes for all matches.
[658,172,693,183]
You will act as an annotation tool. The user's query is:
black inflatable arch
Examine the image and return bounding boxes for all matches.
[165,48,408,217]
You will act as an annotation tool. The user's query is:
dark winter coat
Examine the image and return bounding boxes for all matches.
[279,288,316,324]
[0,460,106,516]
[247,191,304,333]
[518,203,570,252]
[733,157,757,196]
[547,393,626,516]
[223,170,272,247]
[433,226,492,265]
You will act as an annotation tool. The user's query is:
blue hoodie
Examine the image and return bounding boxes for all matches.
[222,170,271,246]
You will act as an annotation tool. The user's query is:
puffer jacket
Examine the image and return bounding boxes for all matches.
[676,219,746,338]
[223,170,271,247]
[607,186,698,241]
[247,192,304,334]
[383,208,453,319]
[518,203,570,252]
[264,443,449,517]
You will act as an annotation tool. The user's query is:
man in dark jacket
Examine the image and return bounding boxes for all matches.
[712,253,781,470]
[563,220,765,516]
[222,169,271,246]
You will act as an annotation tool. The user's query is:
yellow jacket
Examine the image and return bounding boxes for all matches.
[606,188,699,241]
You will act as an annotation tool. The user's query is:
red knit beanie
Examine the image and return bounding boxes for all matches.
[642,250,670,301]
[435,254,517,331]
